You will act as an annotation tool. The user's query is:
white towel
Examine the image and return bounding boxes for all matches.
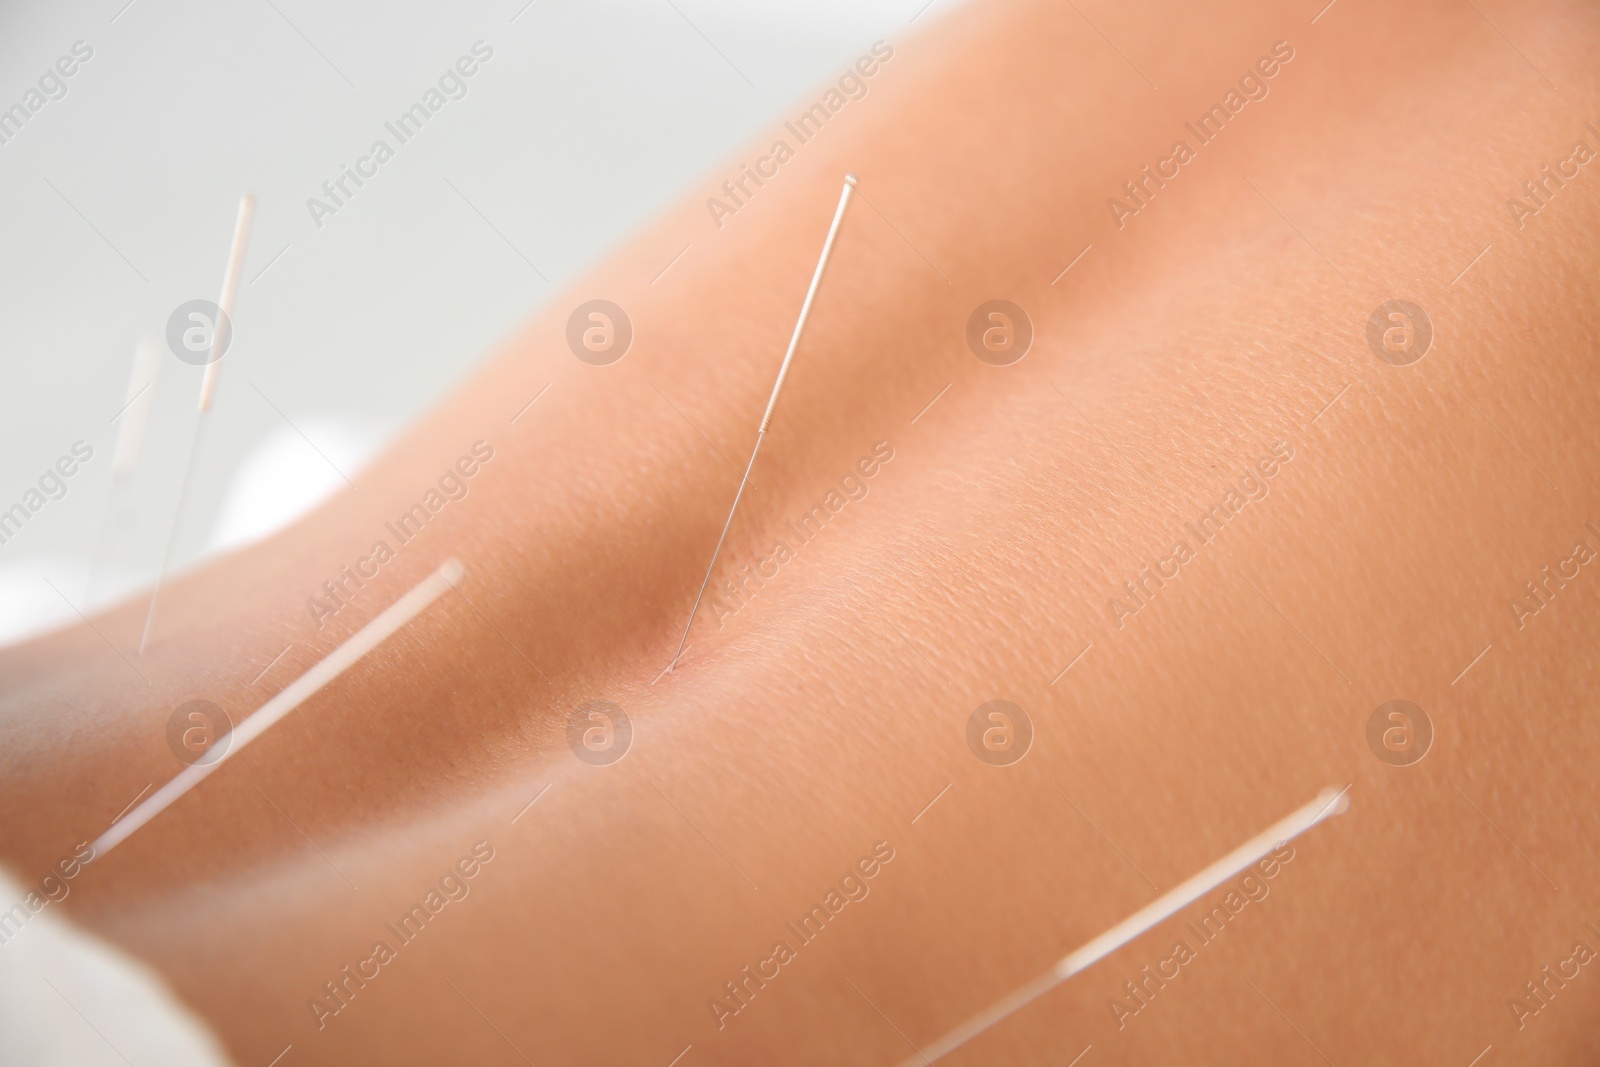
[0,867,233,1067]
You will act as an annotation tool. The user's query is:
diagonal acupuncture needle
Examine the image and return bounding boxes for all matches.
[667,174,858,673]
[95,560,463,860]
[893,785,1352,1067]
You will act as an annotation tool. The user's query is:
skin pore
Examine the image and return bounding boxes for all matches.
[3,0,1600,1063]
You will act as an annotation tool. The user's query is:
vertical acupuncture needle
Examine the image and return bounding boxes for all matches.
[87,333,163,600]
[668,174,858,673]
[139,192,255,654]
[198,193,255,413]
[893,786,1352,1067]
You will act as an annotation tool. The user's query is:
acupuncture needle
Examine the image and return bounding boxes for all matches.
[668,174,858,673]
[97,560,464,860]
[894,785,1351,1066]
[139,192,255,654]
[86,334,163,599]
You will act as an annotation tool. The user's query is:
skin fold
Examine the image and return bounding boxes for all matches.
[3,0,1599,1063]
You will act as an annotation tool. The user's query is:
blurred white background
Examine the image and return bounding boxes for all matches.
[0,0,955,645]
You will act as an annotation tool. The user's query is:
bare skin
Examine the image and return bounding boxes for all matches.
[4,0,1600,1063]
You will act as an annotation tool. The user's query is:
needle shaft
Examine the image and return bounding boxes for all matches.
[896,786,1351,1067]
[199,193,255,412]
[139,193,255,654]
[668,174,857,672]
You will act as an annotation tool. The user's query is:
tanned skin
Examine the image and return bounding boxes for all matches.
[3,0,1599,1063]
